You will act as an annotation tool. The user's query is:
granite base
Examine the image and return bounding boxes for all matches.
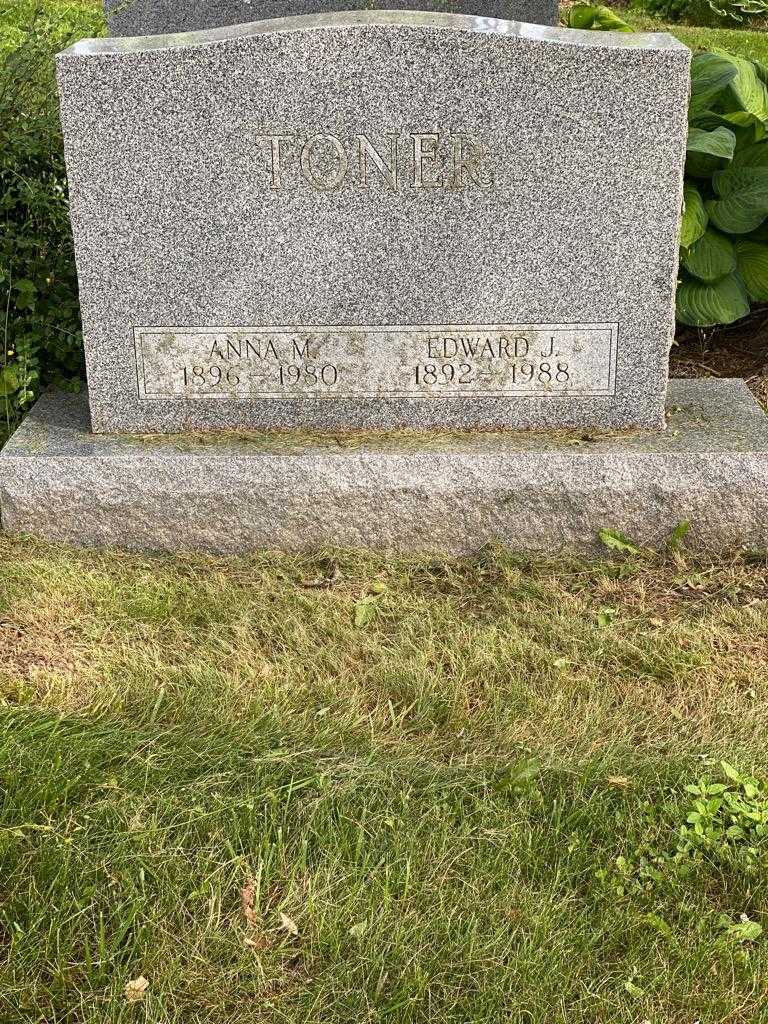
[1,381,767,556]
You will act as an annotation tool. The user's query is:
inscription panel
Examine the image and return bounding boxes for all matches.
[135,324,618,401]
[255,131,494,192]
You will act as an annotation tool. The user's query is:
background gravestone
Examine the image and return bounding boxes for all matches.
[104,0,560,36]
[56,12,690,434]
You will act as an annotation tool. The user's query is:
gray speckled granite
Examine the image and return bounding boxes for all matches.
[105,0,559,36]
[56,13,690,434]
[2,380,767,555]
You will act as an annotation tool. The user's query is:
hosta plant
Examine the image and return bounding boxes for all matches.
[566,4,634,30]
[705,0,768,24]
[575,9,768,330]
[679,51,768,326]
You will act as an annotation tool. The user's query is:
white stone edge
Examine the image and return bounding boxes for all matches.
[57,9,689,59]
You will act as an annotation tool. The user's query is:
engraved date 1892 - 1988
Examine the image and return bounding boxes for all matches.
[413,333,569,388]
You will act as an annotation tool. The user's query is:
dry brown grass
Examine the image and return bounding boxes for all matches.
[2,537,768,760]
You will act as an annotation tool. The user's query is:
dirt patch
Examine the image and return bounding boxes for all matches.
[671,304,768,409]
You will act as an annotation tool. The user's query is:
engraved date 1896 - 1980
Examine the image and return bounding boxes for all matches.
[179,334,341,391]
[181,362,340,389]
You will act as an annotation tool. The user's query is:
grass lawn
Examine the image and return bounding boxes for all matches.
[0,0,103,53]
[621,9,768,62]
[2,538,768,1021]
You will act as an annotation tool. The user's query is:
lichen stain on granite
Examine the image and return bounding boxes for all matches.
[111,421,649,455]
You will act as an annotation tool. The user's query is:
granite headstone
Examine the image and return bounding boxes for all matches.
[104,0,560,36]
[56,13,691,434]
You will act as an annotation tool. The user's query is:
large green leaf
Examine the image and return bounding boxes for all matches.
[676,272,750,326]
[691,111,731,130]
[0,365,19,398]
[687,126,736,160]
[692,110,764,150]
[714,165,768,197]
[689,53,738,120]
[756,58,768,88]
[567,3,632,29]
[686,151,730,179]
[707,167,768,232]
[566,2,593,26]
[732,139,768,168]
[680,229,736,282]
[588,5,633,29]
[720,111,766,142]
[735,239,768,300]
[680,184,709,248]
[722,51,768,124]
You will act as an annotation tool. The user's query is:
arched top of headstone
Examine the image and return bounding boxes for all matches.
[78,9,685,55]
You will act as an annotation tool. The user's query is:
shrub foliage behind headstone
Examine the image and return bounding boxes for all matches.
[678,50,768,325]
[0,4,102,444]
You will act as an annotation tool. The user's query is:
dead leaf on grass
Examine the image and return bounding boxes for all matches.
[241,879,258,927]
[124,976,149,1003]
[300,564,342,589]
[279,911,299,936]
[607,776,632,789]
